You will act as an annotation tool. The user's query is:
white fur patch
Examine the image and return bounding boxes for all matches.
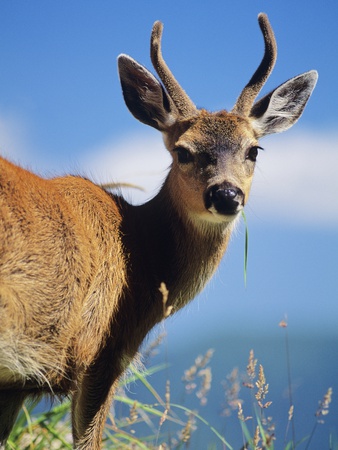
[0,332,64,391]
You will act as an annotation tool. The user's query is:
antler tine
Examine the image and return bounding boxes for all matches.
[151,21,197,118]
[232,13,277,116]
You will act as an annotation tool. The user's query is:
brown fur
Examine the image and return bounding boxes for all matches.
[0,14,317,449]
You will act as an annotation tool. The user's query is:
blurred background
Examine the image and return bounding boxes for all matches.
[0,1,337,448]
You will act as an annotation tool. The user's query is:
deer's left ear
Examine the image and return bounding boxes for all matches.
[250,70,318,137]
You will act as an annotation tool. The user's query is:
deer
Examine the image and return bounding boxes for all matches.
[0,13,317,449]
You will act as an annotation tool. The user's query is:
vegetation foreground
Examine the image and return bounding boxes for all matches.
[6,321,335,450]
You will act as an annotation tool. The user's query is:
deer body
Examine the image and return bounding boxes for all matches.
[0,14,317,449]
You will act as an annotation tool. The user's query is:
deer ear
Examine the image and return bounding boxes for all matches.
[118,54,177,131]
[250,70,318,137]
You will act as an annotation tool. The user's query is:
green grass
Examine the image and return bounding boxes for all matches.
[7,402,72,449]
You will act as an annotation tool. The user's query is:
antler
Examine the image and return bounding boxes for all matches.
[151,21,197,118]
[232,13,277,116]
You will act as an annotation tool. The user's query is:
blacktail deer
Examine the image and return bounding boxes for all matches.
[0,13,317,449]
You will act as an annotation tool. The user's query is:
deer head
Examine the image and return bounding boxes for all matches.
[118,14,317,229]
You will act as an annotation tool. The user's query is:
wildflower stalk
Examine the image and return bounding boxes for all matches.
[305,387,333,450]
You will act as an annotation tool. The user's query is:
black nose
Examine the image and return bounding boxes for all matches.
[205,184,244,215]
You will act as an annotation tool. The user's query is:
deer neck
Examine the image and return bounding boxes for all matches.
[119,177,235,316]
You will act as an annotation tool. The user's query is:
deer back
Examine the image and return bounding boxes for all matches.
[0,157,127,388]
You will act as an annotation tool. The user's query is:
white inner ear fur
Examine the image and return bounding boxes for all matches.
[251,90,301,135]
[251,71,318,137]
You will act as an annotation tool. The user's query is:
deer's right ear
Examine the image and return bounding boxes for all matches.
[118,55,176,131]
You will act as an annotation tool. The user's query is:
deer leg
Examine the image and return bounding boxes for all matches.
[0,390,26,449]
[72,379,118,450]
[71,341,125,450]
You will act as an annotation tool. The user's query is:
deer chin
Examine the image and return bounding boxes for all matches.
[207,204,243,221]
[188,206,241,227]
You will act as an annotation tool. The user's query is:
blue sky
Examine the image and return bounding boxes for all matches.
[1,1,337,445]
[0,1,337,331]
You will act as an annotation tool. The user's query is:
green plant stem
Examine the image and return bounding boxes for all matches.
[241,211,249,287]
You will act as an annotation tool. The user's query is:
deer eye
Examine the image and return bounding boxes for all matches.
[174,147,194,164]
[246,146,262,162]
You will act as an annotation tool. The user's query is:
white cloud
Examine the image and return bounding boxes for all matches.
[249,130,338,227]
[81,132,171,205]
[0,113,30,162]
[82,129,338,228]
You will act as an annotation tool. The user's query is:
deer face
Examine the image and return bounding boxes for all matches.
[163,110,258,223]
